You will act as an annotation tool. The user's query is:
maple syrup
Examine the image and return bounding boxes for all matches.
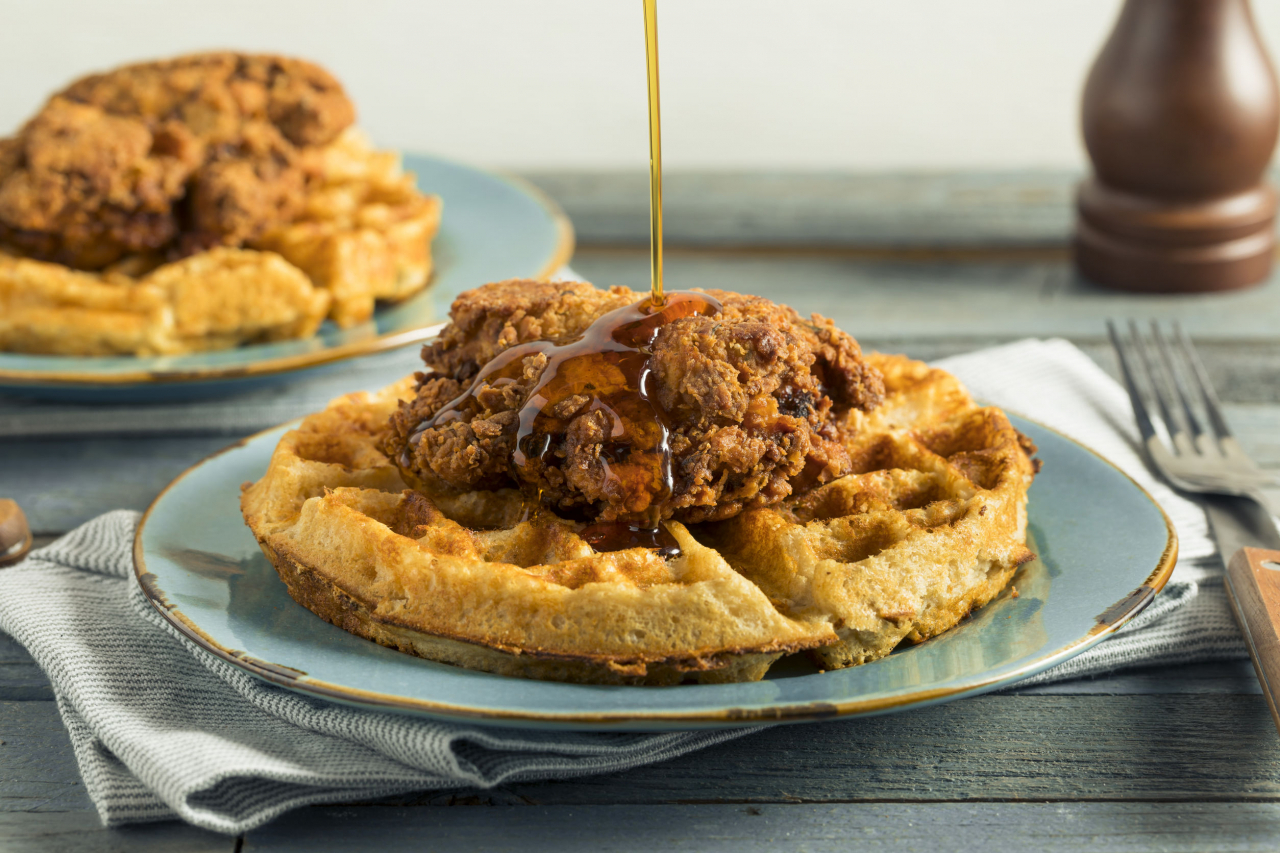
[408,0,699,557]
[643,0,665,306]
[579,520,681,559]
[416,291,721,528]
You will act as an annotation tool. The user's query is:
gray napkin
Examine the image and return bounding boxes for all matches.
[0,512,752,833]
[0,338,1246,835]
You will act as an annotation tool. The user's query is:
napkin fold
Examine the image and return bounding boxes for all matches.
[0,338,1247,835]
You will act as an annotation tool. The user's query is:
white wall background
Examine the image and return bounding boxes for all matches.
[3,0,1280,172]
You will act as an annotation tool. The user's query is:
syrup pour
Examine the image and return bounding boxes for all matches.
[412,292,720,556]
[643,0,665,307]
[408,0,691,558]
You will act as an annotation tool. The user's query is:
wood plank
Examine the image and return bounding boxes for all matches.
[527,169,1280,251]
[0,812,230,853]
[570,247,1280,343]
[0,629,53,701]
[0,666,53,702]
[246,802,1280,853]
[491,693,1280,805]
[0,346,422,441]
[524,170,1078,248]
[0,701,95,813]
[1,632,37,664]
[9,694,1280,811]
[2,435,235,534]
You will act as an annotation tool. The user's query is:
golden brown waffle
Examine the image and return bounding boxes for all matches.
[0,247,331,355]
[241,352,1036,685]
[0,131,440,356]
[252,130,442,329]
[699,352,1038,670]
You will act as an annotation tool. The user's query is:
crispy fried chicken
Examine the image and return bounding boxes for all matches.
[384,281,885,525]
[0,52,354,269]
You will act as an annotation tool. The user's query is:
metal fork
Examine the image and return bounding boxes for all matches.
[1107,320,1279,519]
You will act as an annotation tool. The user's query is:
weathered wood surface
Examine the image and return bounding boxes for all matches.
[572,248,1280,342]
[245,802,1280,853]
[0,635,53,702]
[525,169,1280,252]
[1,435,232,535]
[5,690,1278,813]
[0,346,422,441]
[0,812,230,853]
[0,700,89,813]
[524,171,1080,248]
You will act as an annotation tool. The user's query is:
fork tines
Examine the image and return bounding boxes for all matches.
[1107,319,1232,451]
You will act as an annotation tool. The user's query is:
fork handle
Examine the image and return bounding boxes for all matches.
[1225,547,1280,735]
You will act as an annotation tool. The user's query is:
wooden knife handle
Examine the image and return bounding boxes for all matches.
[1225,547,1280,735]
[0,499,32,568]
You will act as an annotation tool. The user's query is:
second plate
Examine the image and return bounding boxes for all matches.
[0,154,573,402]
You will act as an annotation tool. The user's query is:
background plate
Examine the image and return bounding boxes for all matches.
[134,415,1176,731]
[0,154,573,402]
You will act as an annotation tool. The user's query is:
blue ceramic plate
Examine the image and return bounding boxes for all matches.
[134,415,1176,731]
[0,154,573,402]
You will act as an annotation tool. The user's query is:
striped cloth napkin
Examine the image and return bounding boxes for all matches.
[0,338,1246,835]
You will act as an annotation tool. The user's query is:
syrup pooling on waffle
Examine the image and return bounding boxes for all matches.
[405,291,722,557]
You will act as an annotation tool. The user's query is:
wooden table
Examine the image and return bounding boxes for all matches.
[4,172,1280,852]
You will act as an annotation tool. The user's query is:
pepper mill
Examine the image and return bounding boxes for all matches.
[1075,0,1280,292]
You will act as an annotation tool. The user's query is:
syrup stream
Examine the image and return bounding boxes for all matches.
[407,0,694,557]
[644,0,664,306]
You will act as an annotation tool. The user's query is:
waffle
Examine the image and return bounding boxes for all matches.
[241,351,1037,685]
[698,353,1038,670]
[0,247,330,356]
[252,130,443,328]
[0,132,440,356]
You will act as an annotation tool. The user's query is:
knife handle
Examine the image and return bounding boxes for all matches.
[1225,547,1280,735]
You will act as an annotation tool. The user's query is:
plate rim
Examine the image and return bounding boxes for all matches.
[133,409,1179,728]
[0,159,574,387]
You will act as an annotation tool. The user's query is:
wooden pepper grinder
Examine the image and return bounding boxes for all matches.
[1075,0,1280,292]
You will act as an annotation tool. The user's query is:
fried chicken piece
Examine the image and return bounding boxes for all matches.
[0,52,355,268]
[58,52,353,148]
[0,99,198,268]
[384,281,885,525]
[184,121,306,253]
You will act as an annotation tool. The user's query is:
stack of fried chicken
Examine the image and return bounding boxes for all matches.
[0,52,441,356]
